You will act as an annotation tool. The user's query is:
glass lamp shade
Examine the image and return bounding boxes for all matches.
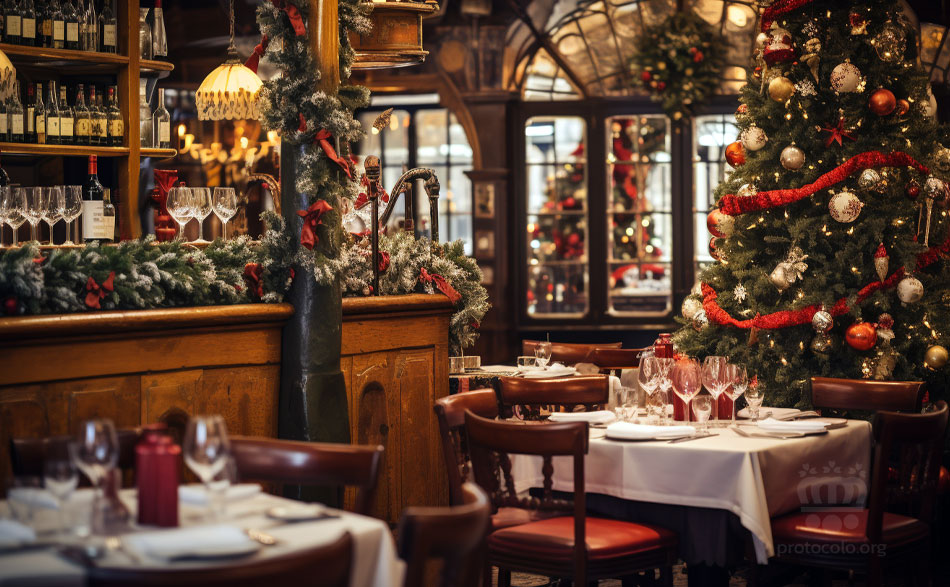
[195,56,262,121]
[0,49,15,101]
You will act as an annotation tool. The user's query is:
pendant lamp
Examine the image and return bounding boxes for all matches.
[195,0,262,120]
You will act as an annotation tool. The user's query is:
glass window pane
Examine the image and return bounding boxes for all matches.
[693,114,738,277]
[416,109,448,165]
[448,113,473,164]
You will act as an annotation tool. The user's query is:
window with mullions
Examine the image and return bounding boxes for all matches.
[693,114,738,278]
[356,101,474,254]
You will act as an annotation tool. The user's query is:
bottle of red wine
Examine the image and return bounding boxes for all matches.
[82,154,105,241]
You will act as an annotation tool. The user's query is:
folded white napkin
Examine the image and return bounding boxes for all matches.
[606,421,696,440]
[0,519,36,548]
[479,365,519,373]
[7,487,59,510]
[737,406,801,420]
[178,483,262,506]
[548,410,617,424]
[757,417,828,434]
[521,365,576,379]
[122,524,258,561]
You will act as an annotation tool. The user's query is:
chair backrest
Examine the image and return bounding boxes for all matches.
[499,375,609,416]
[588,348,645,378]
[9,429,141,485]
[866,401,948,544]
[397,482,491,587]
[521,340,622,365]
[464,411,589,585]
[229,437,384,516]
[433,389,499,505]
[810,377,925,413]
[87,532,353,587]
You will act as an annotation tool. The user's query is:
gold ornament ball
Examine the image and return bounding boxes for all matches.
[925,345,949,369]
[780,145,805,170]
[768,76,795,103]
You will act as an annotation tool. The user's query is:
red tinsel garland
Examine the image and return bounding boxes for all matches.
[718,151,929,216]
[701,234,950,330]
[761,0,814,31]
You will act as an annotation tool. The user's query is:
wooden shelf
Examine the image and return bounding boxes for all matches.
[0,44,128,68]
[0,142,130,157]
[141,59,174,73]
[140,148,178,159]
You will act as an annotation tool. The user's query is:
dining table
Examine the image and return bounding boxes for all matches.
[0,486,405,587]
[509,419,872,566]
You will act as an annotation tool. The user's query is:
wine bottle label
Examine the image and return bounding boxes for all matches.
[26,108,34,133]
[61,116,73,137]
[0,113,7,135]
[103,24,116,47]
[6,16,20,37]
[22,18,35,39]
[42,19,50,37]
[82,200,103,239]
[101,213,115,240]
[53,20,64,41]
[109,119,123,138]
[48,116,59,136]
[66,22,78,42]
[36,115,45,134]
[12,115,23,135]
[96,117,107,137]
[76,118,90,136]
[159,122,170,143]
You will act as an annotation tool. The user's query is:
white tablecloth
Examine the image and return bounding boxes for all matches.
[0,490,404,587]
[510,421,872,563]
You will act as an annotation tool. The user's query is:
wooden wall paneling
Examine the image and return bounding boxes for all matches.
[66,376,142,433]
[0,385,56,479]
[198,365,280,438]
[141,369,202,440]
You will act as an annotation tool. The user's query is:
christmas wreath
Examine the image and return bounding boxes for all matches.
[630,10,726,120]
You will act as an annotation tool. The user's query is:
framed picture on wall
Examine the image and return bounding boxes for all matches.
[475,230,495,258]
[474,183,495,218]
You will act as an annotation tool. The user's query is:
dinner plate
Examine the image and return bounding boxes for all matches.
[164,541,261,561]
[266,503,328,522]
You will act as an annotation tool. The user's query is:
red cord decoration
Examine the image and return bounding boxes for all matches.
[244,35,269,74]
[420,268,462,304]
[701,234,950,330]
[761,0,814,31]
[718,151,929,216]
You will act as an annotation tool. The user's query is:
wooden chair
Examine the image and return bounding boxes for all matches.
[397,482,491,587]
[229,437,383,516]
[589,347,645,378]
[434,389,499,506]
[498,375,609,417]
[810,377,925,413]
[521,340,622,365]
[770,401,948,586]
[87,532,352,587]
[464,411,677,586]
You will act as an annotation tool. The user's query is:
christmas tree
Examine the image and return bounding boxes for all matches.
[675,0,950,409]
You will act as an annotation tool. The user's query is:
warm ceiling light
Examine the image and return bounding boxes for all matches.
[195,0,262,120]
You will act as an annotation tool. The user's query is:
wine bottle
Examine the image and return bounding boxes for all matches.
[34,81,45,144]
[25,82,34,143]
[58,82,72,144]
[81,154,104,241]
[81,0,94,52]
[151,0,166,58]
[46,80,59,145]
[20,0,35,47]
[51,0,63,49]
[101,187,115,241]
[87,84,100,146]
[99,0,114,53]
[93,88,106,146]
[39,0,51,47]
[64,0,77,50]
[74,83,90,145]
[152,88,170,149]
[138,80,151,148]
[106,85,121,147]
[9,80,23,143]
[5,0,21,45]
[0,94,8,142]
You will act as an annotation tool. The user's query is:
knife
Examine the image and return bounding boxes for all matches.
[667,433,714,444]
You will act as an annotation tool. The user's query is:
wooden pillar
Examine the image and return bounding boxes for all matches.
[312,0,340,95]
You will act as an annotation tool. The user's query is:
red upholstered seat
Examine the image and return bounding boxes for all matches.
[772,510,928,548]
[488,516,677,561]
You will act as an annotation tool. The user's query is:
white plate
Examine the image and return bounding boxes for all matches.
[266,503,327,522]
[163,541,261,561]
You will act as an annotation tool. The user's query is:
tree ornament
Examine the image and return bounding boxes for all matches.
[681,296,703,320]
[810,333,835,357]
[868,346,898,380]
[868,89,896,116]
[733,283,747,303]
[736,103,749,122]
[896,99,910,116]
[830,62,862,93]
[828,190,863,223]
[812,310,833,333]
[857,169,884,193]
[768,76,795,103]
[874,243,889,281]
[780,145,805,170]
[737,183,757,199]
[692,309,709,331]
[709,237,721,261]
[845,322,877,351]
[924,345,949,369]
[872,22,905,62]
[922,177,946,245]
[801,38,821,83]
[802,21,819,39]
[740,126,768,151]
[770,246,808,291]
[725,142,745,167]
[876,313,895,343]
[934,147,950,173]
[897,276,923,304]
[795,79,817,97]
[906,181,920,200]
[3,295,18,316]
[820,117,856,147]
[754,31,768,50]
[640,71,652,82]
[849,8,868,35]
[763,24,794,65]
[706,209,735,238]
[923,86,938,120]
[770,264,791,291]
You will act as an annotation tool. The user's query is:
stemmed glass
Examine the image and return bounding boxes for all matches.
[745,382,764,423]
[213,187,238,240]
[183,415,231,520]
[724,364,749,427]
[0,186,8,246]
[692,395,713,436]
[702,356,729,427]
[671,359,703,425]
[191,187,213,243]
[638,357,662,424]
[2,187,26,247]
[654,357,675,425]
[24,187,46,243]
[44,441,79,535]
[60,187,83,246]
[167,186,194,241]
[42,187,63,246]
[535,341,552,369]
[73,418,119,533]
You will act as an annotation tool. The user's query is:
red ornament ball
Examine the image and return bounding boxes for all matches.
[3,296,16,316]
[562,196,578,210]
[709,237,720,260]
[567,233,581,246]
[692,51,704,63]
[725,142,746,167]
[706,209,735,238]
[845,322,877,351]
[869,89,896,116]
[896,99,910,116]
[906,182,920,200]
[656,81,667,91]
[640,71,652,82]
[736,104,748,116]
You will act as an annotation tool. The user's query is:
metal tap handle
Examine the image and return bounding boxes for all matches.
[364,156,381,296]
[424,174,441,243]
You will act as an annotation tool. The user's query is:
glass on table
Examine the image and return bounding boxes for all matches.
[534,341,553,368]
[191,187,213,243]
[42,187,63,246]
[744,382,764,423]
[73,419,119,493]
[654,357,675,425]
[24,187,46,243]
[517,356,538,369]
[43,440,79,536]
[60,186,83,246]
[692,395,714,436]
[638,356,662,424]
[671,359,702,424]
[619,386,638,423]
[7,475,44,526]
[183,415,231,520]
[701,356,729,427]
[724,363,749,427]
[212,187,238,241]
[2,187,27,247]
[166,186,194,241]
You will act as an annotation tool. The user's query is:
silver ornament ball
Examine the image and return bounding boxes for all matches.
[692,309,709,331]
[924,177,947,201]
[770,264,791,291]
[737,183,758,198]
[681,297,703,320]
[812,310,833,333]
[780,145,805,170]
[857,169,884,192]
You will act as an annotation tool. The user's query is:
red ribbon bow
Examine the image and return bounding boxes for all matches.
[314,129,352,178]
[355,175,390,210]
[85,271,115,309]
[821,117,856,148]
[270,0,306,36]
[419,268,461,304]
[297,200,333,250]
[243,263,264,299]
[378,251,391,273]
[244,35,270,74]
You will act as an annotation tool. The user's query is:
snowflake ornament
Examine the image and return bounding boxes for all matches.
[733,283,748,302]
[795,80,816,97]
[802,21,819,39]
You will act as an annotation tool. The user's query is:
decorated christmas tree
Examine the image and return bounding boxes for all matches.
[675,0,950,409]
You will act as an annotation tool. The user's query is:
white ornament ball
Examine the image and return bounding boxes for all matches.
[897,276,924,304]
[737,183,758,198]
[830,62,862,93]
[780,145,805,170]
[923,86,938,119]
[681,297,703,320]
[924,176,947,200]
[829,190,864,223]
[740,126,768,151]
[755,32,768,50]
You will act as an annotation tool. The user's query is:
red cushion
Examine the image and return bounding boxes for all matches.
[487,516,676,561]
[772,510,928,548]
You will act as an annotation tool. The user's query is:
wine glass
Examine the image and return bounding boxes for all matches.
[60,186,83,246]
[692,395,713,436]
[725,364,749,427]
[745,383,764,423]
[2,187,27,247]
[671,359,702,424]
[654,357,675,425]
[73,419,119,498]
[191,187,213,243]
[44,440,79,535]
[183,415,231,519]
[638,357,661,424]
[535,341,553,369]
[42,187,63,246]
[702,356,728,427]
[0,186,8,246]
[167,186,194,240]
[24,187,45,243]
[212,187,238,241]
[618,386,638,423]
